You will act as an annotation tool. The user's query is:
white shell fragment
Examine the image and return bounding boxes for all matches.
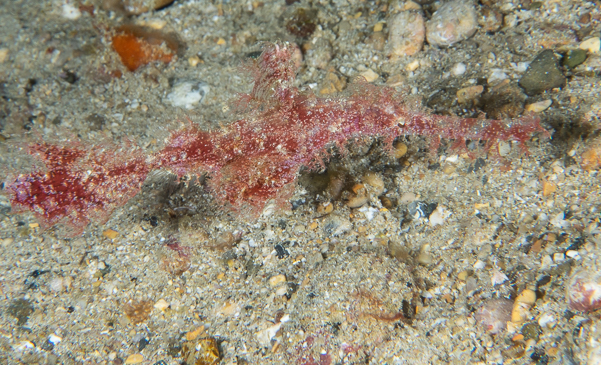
[166,81,210,109]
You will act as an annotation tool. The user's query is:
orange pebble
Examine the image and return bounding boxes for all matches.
[111,25,180,72]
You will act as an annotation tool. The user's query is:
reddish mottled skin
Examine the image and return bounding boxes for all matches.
[8,143,149,236]
[5,42,548,236]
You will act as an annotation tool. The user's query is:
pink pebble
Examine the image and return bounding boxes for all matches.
[566,268,601,313]
[475,298,513,334]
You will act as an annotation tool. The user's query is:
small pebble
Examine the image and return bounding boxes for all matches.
[138,18,167,30]
[387,11,425,56]
[269,274,286,287]
[346,195,369,208]
[405,60,420,72]
[579,37,601,54]
[512,289,536,324]
[359,69,379,83]
[62,3,82,19]
[518,50,566,96]
[429,206,449,226]
[542,180,556,196]
[416,251,433,266]
[166,81,210,109]
[124,354,144,364]
[0,48,9,63]
[48,334,62,345]
[394,141,408,158]
[103,229,119,239]
[525,99,552,113]
[323,215,352,236]
[425,0,478,47]
[498,141,511,157]
[400,192,416,204]
[537,313,556,328]
[275,286,288,296]
[562,49,587,68]
[188,56,202,67]
[316,201,333,215]
[475,298,513,334]
[154,299,169,311]
[111,25,179,72]
[451,62,466,76]
[473,260,486,269]
[122,0,175,15]
[580,137,601,170]
[456,85,483,104]
[521,322,542,341]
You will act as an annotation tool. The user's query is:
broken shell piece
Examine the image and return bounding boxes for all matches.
[525,99,552,113]
[476,298,513,334]
[511,289,536,324]
[491,270,509,286]
[566,268,601,313]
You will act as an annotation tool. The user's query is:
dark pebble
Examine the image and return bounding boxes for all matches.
[138,337,150,351]
[562,49,588,69]
[518,50,566,96]
[7,298,34,325]
[290,198,305,210]
[521,321,542,341]
[86,113,106,131]
[61,70,78,84]
[41,340,54,351]
[274,244,289,259]
[407,201,437,219]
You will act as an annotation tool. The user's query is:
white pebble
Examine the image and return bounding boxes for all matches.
[48,334,62,344]
[498,141,511,157]
[400,192,417,204]
[275,286,288,296]
[580,37,601,53]
[491,270,508,286]
[511,62,530,72]
[550,212,566,228]
[429,206,450,226]
[358,206,379,221]
[474,260,486,269]
[451,62,466,76]
[566,250,580,259]
[538,313,556,328]
[488,69,507,83]
[61,3,81,20]
[166,81,210,110]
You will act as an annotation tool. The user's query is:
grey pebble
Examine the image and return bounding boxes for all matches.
[562,49,588,69]
[519,50,566,96]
